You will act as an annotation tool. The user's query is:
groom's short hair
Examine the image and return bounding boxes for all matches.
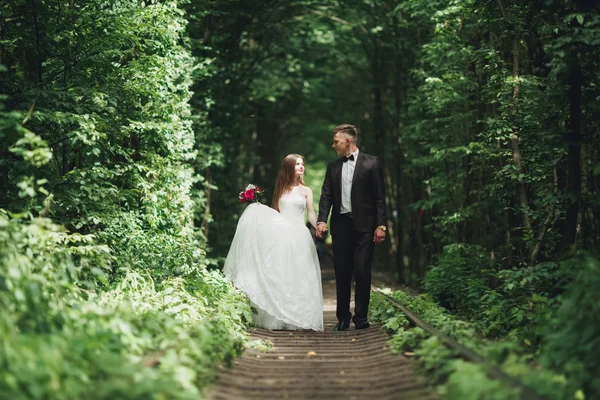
[333,124,358,143]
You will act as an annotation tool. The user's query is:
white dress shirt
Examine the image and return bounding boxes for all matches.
[341,149,359,214]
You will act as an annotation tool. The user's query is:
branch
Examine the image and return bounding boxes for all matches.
[21,101,36,125]
[496,0,508,19]
[529,163,560,264]
[529,204,554,265]
[310,9,368,34]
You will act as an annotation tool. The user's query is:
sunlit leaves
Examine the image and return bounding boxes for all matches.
[0,1,252,398]
[9,131,53,167]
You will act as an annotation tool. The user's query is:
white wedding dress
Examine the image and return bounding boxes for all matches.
[223,193,324,331]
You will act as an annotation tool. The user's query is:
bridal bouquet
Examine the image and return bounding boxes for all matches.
[239,184,264,203]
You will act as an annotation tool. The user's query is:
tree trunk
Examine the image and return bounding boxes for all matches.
[30,0,43,83]
[509,37,532,235]
[391,13,406,283]
[497,0,533,257]
[530,167,558,264]
[562,62,582,248]
[371,36,385,155]
[576,142,587,246]
[383,171,397,254]
[202,168,212,238]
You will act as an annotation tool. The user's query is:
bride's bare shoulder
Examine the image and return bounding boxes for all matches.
[301,185,313,196]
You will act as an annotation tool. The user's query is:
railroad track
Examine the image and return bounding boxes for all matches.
[375,289,548,400]
[205,263,547,400]
[204,310,436,400]
[205,265,435,399]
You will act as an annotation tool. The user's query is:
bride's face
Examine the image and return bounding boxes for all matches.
[294,158,305,177]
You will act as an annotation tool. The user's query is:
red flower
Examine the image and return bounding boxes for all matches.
[244,189,255,201]
[238,183,263,203]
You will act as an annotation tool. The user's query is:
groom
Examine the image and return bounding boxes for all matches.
[316,124,387,331]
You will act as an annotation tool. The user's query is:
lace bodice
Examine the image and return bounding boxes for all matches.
[278,193,306,225]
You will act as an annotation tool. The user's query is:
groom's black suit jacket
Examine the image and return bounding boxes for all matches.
[318,152,387,235]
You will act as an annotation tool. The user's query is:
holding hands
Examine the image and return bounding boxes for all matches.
[316,223,386,245]
[316,223,328,238]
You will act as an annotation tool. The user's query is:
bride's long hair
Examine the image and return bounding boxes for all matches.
[272,154,305,211]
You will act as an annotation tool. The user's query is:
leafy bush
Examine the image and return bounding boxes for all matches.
[478,262,561,337]
[424,243,566,338]
[0,3,255,393]
[541,254,600,398]
[424,243,493,317]
[369,290,575,399]
[0,214,252,399]
[98,212,206,279]
[441,360,519,400]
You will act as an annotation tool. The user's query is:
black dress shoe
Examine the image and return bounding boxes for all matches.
[333,320,350,331]
[354,321,370,330]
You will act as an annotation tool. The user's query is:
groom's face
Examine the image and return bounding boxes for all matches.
[332,133,351,156]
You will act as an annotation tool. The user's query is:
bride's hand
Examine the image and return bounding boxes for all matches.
[316,224,327,238]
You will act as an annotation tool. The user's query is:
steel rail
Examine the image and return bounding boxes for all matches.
[375,289,548,400]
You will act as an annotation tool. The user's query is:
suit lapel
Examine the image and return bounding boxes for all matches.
[351,152,363,186]
[334,157,343,197]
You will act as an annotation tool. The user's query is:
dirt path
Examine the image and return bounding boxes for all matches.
[205,264,435,400]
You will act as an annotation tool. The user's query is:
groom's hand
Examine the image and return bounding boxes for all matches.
[316,223,328,238]
[374,227,386,244]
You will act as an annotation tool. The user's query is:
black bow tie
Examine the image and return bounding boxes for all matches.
[343,154,355,162]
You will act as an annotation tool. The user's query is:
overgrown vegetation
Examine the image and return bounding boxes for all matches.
[371,253,600,399]
[0,1,250,398]
[2,0,598,398]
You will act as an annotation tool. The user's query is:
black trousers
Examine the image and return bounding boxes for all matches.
[332,213,374,324]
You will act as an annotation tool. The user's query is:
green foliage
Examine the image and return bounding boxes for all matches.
[424,244,492,317]
[0,1,254,398]
[1,0,202,277]
[441,360,519,400]
[182,0,599,278]
[369,290,577,399]
[477,262,561,337]
[0,263,251,399]
[0,133,251,400]
[391,0,600,280]
[541,255,600,397]
[417,238,599,397]
[2,0,600,397]
[424,244,569,338]
[0,212,80,334]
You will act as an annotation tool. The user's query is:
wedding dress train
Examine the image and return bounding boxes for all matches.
[223,193,324,331]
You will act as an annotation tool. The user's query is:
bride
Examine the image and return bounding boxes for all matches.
[223,154,324,331]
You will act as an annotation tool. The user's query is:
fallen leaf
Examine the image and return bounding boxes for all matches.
[306,351,317,357]
[278,356,285,360]
[403,352,415,357]
[351,338,357,342]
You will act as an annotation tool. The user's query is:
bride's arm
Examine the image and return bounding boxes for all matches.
[306,187,318,229]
